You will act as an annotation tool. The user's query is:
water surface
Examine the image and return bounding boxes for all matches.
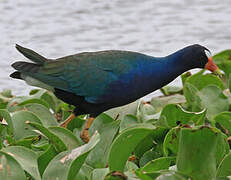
[1,0,231,97]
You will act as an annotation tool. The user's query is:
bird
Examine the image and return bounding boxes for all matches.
[10,44,220,142]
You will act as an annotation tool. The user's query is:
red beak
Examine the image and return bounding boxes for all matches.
[205,57,219,72]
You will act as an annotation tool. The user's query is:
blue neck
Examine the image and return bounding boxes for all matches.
[145,50,193,91]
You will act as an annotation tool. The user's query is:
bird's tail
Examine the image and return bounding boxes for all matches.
[10,44,49,80]
[15,44,48,65]
[10,45,63,91]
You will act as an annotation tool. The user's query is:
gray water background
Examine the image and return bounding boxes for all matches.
[1,0,231,97]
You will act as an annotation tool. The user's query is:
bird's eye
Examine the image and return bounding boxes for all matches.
[205,49,212,58]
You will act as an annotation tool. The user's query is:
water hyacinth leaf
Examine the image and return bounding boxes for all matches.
[108,124,156,172]
[142,157,175,174]
[67,116,85,132]
[48,127,81,149]
[137,102,156,122]
[42,150,69,180]
[214,112,231,135]
[163,127,180,157]
[155,171,189,180]
[12,136,40,148]
[177,126,219,180]
[27,122,67,152]
[150,94,186,113]
[7,96,29,112]
[25,103,58,127]
[105,100,139,119]
[124,162,140,180]
[31,89,58,111]
[42,132,100,180]
[37,145,57,176]
[213,49,231,76]
[156,104,206,128]
[11,111,42,140]
[184,83,229,119]
[2,146,41,180]
[183,83,202,112]
[78,164,94,180]
[89,113,114,137]
[134,127,167,160]
[215,132,229,167]
[1,89,13,98]
[18,98,49,109]
[199,85,229,120]
[160,86,182,96]
[0,90,13,109]
[105,171,129,180]
[216,152,231,177]
[0,109,13,135]
[181,71,192,85]
[32,138,49,151]
[139,157,175,178]
[0,151,26,180]
[185,71,224,90]
[86,121,120,168]
[91,168,109,180]
[120,114,139,131]
[139,149,160,167]
[135,134,156,161]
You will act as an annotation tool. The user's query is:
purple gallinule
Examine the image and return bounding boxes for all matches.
[10,44,220,142]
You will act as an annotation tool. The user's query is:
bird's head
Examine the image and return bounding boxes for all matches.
[179,44,221,75]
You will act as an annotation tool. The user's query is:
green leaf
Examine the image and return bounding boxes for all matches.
[1,89,13,98]
[105,100,139,119]
[89,113,114,137]
[213,49,231,76]
[0,109,13,135]
[176,126,219,180]
[151,94,186,113]
[160,86,182,96]
[213,112,231,134]
[183,83,202,112]
[27,122,67,152]
[139,150,158,167]
[163,127,180,156]
[108,124,156,172]
[143,157,175,172]
[91,168,109,180]
[134,127,167,160]
[181,72,192,85]
[18,98,49,109]
[215,133,229,168]
[42,132,100,180]
[217,152,231,177]
[25,103,58,127]
[49,127,81,149]
[120,115,139,131]
[155,171,189,180]
[138,157,175,179]
[157,104,206,128]
[185,71,225,90]
[31,89,58,111]
[199,85,229,120]
[7,96,28,112]
[0,151,26,180]
[86,121,120,168]
[137,102,156,122]
[37,145,58,176]
[184,84,229,119]
[11,110,42,140]
[2,146,41,180]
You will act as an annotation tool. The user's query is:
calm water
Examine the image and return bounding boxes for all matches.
[1,0,231,97]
